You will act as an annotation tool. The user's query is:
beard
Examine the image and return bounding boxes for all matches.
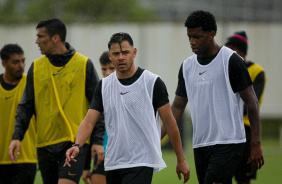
[16,74,23,80]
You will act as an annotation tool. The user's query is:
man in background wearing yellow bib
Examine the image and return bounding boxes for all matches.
[225,31,267,184]
[8,18,105,184]
[0,44,37,184]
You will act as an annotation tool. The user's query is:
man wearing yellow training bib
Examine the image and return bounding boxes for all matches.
[225,31,267,184]
[0,44,37,184]
[8,19,105,184]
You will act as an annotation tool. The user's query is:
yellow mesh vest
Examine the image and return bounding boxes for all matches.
[0,74,37,164]
[34,52,90,147]
[243,63,267,126]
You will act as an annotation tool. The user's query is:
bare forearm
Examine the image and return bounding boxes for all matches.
[76,121,95,147]
[75,109,101,146]
[165,122,185,161]
[159,103,185,161]
[91,113,105,145]
[161,96,187,138]
[247,101,261,143]
[240,85,261,143]
[171,95,188,122]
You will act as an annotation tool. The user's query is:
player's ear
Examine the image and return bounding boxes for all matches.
[52,34,60,43]
[2,60,7,68]
[209,30,216,40]
[133,48,137,58]
[108,51,112,61]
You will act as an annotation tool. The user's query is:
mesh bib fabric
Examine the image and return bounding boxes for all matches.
[183,46,246,148]
[102,70,166,172]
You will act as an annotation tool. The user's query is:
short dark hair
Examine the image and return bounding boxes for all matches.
[0,44,24,61]
[108,32,134,49]
[36,18,67,42]
[99,51,111,65]
[185,10,217,34]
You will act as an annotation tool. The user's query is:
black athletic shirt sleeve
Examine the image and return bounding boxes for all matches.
[12,64,35,141]
[175,63,187,98]
[252,72,265,101]
[90,80,103,112]
[12,53,105,144]
[243,66,265,116]
[85,60,100,102]
[228,53,252,93]
[153,77,169,110]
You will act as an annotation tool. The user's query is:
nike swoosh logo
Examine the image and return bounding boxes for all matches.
[199,70,207,75]
[52,73,61,76]
[5,96,12,100]
[120,91,130,95]
[68,172,77,176]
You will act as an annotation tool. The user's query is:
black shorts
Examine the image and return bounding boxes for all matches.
[234,126,257,182]
[194,143,245,184]
[91,154,105,175]
[37,141,89,184]
[106,166,154,184]
[0,163,36,184]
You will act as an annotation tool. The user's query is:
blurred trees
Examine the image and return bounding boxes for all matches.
[0,0,160,24]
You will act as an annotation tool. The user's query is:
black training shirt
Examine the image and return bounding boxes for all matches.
[90,67,169,114]
[0,74,17,90]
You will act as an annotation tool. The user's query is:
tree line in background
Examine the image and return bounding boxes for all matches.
[0,0,160,24]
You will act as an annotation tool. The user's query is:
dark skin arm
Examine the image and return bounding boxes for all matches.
[239,85,264,171]
[161,95,188,139]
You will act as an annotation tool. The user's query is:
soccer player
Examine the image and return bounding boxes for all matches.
[8,18,105,184]
[64,32,190,184]
[82,51,114,184]
[99,51,116,78]
[225,31,267,184]
[164,10,264,184]
[0,44,37,184]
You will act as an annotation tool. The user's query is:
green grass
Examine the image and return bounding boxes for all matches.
[34,138,282,184]
[152,138,282,184]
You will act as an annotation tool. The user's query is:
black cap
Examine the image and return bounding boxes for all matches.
[225,31,248,55]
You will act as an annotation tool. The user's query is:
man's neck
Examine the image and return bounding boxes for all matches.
[207,42,221,57]
[50,43,68,55]
[198,42,221,59]
[117,64,138,79]
[3,73,20,85]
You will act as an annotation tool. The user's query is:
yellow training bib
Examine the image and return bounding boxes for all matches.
[0,74,37,164]
[243,63,267,126]
[33,52,90,147]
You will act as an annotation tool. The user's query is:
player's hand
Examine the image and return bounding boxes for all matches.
[82,170,91,184]
[64,146,80,167]
[91,144,104,167]
[176,159,190,183]
[8,140,21,163]
[248,142,264,171]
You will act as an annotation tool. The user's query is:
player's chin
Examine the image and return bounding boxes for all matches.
[118,68,127,73]
[16,74,23,80]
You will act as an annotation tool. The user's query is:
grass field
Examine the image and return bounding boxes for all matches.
[33,138,282,184]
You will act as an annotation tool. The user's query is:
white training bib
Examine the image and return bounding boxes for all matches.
[102,70,167,172]
[183,46,246,148]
